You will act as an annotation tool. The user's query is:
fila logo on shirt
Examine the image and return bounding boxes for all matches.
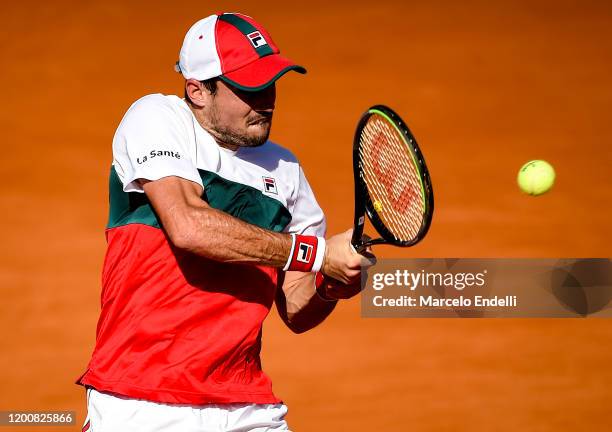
[247,31,268,48]
[262,177,278,194]
[296,242,314,263]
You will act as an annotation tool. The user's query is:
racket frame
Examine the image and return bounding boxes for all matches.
[351,105,434,251]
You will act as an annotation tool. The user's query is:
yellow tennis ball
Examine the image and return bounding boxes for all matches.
[517,160,556,196]
[373,200,383,212]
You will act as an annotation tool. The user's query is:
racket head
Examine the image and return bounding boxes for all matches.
[352,105,434,250]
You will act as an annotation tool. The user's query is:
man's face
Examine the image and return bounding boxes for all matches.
[204,80,276,149]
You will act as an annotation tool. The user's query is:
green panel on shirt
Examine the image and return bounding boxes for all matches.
[107,166,292,232]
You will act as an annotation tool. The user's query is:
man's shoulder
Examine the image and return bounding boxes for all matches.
[125,93,185,115]
[116,93,190,135]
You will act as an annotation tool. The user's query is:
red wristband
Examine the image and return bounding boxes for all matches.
[283,234,326,272]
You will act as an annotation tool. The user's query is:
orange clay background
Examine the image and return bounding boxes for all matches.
[1,0,611,431]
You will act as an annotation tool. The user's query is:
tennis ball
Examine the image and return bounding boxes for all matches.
[373,200,383,212]
[517,160,555,195]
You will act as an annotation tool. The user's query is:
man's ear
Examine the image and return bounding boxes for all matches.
[185,79,207,107]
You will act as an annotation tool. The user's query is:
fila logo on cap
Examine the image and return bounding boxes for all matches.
[296,242,314,263]
[247,31,268,48]
[262,177,278,194]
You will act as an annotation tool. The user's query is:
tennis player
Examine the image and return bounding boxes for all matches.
[76,12,374,432]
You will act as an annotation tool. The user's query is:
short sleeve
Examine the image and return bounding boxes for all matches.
[285,165,327,237]
[112,94,203,193]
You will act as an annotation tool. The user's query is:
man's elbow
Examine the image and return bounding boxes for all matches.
[166,228,196,251]
[163,205,209,252]
[284,313,321,334]
[164,214,203,252]
[286,320,313,334]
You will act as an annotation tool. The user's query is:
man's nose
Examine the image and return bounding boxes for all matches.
[251,84,276,110]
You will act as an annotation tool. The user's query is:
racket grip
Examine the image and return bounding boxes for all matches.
[350,233,362,253]
[351,213,365,251]
[352,243,367,254]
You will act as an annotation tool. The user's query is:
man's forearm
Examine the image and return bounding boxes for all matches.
[173,202,292,266]
[141,176,360,280]
[285,294,337,334]
[278,272,337,334]
[142,176,292,266]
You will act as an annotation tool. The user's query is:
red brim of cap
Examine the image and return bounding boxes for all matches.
[219,54,306,91]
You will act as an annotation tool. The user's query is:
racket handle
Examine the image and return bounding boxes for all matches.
[352,234,383,254]
[353,244,367,254]
[351,215,365,251]
[351,237,368,254]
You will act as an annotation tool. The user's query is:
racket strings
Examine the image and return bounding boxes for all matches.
[359,115,425,241]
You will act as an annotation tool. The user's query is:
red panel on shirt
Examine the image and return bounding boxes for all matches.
[77,224,281,404]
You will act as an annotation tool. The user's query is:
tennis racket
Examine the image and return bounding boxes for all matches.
[351,105,434,252]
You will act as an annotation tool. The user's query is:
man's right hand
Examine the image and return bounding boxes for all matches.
[321,229,376,284]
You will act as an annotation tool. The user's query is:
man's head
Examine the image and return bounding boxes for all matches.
[186,77,276,148]
[176,13,305,149]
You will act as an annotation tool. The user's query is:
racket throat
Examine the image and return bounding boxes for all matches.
[354,236,386,253]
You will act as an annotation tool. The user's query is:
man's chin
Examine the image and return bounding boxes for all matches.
[211,124,270,148]
[243,126,271,147]
[242,135,269,147]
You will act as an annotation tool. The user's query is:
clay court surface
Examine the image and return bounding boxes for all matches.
[1,0,611,430]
